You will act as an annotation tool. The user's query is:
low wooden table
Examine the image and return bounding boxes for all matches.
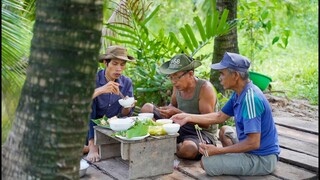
[94,126,178,179]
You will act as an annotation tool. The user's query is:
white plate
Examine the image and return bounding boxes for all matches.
[116,133,150,141]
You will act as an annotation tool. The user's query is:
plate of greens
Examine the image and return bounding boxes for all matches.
[113,119,153,140]
[91,116,110,129]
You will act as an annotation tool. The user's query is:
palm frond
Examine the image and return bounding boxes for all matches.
[2,0,33,125]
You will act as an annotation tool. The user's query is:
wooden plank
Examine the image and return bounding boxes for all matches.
[279,148,318,172]
[278,134,318,157]
[81,166,114,180]
[272,161,317,180]
[94,157,130,180]
[153,170,196,180]
[274,116,318,134]
[277,125,318,145]
[177,159,240,180]
[238,175,280,180]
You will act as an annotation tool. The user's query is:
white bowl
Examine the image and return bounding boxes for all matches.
[163,123,180,135]
[80,159,89,177]
[109,118,134,131]
[118,97,135,108]
[156,119,173,125]
[138,113,154,120]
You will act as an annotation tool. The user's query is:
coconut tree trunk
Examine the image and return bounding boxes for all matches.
[210,0,239,94]
[2,0,103,179]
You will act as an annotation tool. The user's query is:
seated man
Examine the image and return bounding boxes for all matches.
[140,53,219,160]
[84,45,136,163]
[171,52,280,175]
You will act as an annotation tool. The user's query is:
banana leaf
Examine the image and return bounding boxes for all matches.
[91,116,110,129]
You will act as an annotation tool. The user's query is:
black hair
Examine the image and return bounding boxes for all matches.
[104,59,111,66]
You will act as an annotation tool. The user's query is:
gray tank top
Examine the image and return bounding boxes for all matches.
[176,79,218,143]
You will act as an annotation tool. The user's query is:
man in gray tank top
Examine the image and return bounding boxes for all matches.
[140,54,219,160]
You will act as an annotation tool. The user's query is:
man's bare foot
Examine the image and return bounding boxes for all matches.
[85,145,100,163]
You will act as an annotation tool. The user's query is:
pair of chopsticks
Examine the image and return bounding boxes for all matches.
[195,124,208,157]
[105,75,125,99]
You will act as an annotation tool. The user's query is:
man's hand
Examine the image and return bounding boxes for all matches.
[199,143,219,156]
[157,106,180,119]
[170,113,190,126]
[100,81,120,94]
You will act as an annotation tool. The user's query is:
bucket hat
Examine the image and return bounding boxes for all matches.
[99,45,135,62]
[159,54,201,75]
[210,52,250,72]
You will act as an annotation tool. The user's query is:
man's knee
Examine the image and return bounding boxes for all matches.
[176,141,199,159]
[219,125,238,146]
[140,103,154,113]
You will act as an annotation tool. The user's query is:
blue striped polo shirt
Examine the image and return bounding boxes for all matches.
[222,82,280,157]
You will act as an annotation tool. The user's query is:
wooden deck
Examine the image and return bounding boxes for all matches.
[81,115,318,180]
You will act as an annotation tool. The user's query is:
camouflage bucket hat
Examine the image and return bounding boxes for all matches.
[159,54,201,75]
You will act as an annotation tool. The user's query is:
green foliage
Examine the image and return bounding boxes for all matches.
[2,0,34,144]
[240,0,318,105]
[258,47,318,105]
[103,0,233,107]
[238,0,292,70]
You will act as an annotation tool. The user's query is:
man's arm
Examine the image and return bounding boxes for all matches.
[197,81,217,128]
[171,110,230,127]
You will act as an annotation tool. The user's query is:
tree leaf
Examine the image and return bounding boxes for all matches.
[272,36,280,45]
[179,27,194,52]
[194,16,206,42]
[142,5,160,26]
[216,9,229,35]
[185,24,199,48]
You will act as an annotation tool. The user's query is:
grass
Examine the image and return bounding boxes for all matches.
[250,34,318,105]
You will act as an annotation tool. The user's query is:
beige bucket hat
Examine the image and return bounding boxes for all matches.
[99,45,135,62]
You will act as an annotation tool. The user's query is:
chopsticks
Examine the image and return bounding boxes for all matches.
[195,124,208,157]
[119,91,125,99]
[105,74,125,99]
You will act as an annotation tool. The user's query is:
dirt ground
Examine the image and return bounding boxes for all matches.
[264,93,318,122]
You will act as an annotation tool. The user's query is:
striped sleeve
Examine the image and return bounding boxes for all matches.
[242,88,265,119]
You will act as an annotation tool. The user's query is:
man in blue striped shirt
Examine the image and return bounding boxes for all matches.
[171,52,280,176]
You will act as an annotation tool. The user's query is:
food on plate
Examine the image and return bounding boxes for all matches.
[148,126,166,136]
[100,119,107,126]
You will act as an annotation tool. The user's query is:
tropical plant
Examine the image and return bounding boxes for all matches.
[2,0,34,144]
[2,0,103,178]
[102,0,235,107]
[238,0,291,70]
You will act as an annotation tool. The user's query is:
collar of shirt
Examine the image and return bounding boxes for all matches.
[98,69,124,89]
[232,81,254,107]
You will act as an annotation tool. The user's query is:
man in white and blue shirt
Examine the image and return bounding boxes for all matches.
[171,52,280,176]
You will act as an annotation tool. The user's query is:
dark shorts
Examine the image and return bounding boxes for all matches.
[178,127,214,160]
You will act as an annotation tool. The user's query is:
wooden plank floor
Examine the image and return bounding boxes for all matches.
[81,116,318,180]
